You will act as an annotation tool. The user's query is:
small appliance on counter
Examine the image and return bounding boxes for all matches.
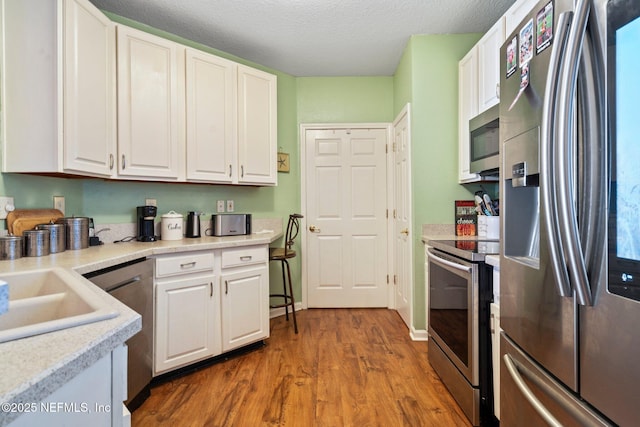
[136,206,158,242]
[212,213,251,237]
[186,211,202,238]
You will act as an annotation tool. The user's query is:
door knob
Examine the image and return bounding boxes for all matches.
[309,225,321,233]
[400,228,409,236]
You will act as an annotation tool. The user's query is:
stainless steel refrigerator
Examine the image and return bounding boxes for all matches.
[499,0,640,425]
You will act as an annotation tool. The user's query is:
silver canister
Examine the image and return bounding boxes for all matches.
[0,236,23,260]
[36,223,66,253]
[24,229,50,257]
[56,217,89,250]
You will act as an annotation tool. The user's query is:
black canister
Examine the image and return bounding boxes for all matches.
[36,223,66,253]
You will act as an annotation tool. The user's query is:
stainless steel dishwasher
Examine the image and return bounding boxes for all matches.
[84,258,153,411]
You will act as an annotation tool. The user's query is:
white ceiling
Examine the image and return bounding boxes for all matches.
[89,0,516,77]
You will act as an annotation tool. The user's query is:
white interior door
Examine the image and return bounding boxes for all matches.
[393,105,412,327]
[304,126,389,308]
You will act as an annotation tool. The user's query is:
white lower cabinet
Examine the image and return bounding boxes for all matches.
[153,246,269,375]
[154,273,220,375]
[153,251,219,375]
[220,246,269,352]
[9,345,128,427]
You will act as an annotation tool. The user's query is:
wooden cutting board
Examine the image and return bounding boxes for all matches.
[7,209,64,236]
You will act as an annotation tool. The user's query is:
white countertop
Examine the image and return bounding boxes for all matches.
[0,228,282,425]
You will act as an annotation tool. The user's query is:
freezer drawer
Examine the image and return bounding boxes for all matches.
[500,333,610,427]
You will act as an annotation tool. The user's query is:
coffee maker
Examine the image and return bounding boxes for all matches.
[137,206,158,242]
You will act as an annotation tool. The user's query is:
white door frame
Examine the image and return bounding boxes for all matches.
[300,123,394,309]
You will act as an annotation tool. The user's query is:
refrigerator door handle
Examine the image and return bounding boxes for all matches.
[503,354,563,427]
[541,10,573,298]
[577,18,607,305]
[555,0,593,306]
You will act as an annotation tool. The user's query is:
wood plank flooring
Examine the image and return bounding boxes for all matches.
[133,308,470,427]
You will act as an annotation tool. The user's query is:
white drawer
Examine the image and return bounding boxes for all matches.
[155,251,214,278]
[221,246,267,269]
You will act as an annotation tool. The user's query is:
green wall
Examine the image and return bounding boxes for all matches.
[0,13,486,330]
[297,77,394,123]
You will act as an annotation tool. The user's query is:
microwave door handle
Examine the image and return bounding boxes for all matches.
[541,10,573,298]
[427,248,472,274]
[556,0,593,306]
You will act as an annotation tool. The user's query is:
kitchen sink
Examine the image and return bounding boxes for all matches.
[0,268,118,343]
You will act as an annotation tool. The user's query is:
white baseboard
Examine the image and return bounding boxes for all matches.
[410,327,428,341]
[269,302,303,319]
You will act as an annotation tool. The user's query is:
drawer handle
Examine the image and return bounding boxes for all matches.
[210,282,213,297]
[240,256,252,261]
[225,280,229,295]
[180,261,197,269]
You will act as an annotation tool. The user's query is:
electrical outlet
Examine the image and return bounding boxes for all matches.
[145,198,157,207]
[216,200,225,213]
[0,197,15,219]
[226,200,234,212]
[53,196,65,215]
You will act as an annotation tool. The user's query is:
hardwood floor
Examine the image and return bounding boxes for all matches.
[133,308,470,426]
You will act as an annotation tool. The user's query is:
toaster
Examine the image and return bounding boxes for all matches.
[212,214,252,236]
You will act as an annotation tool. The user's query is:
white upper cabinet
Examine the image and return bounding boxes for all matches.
[116,25,185,180]
[237,65,278,185]
[477,17,505,113]
[185,56,278,186]
[505,0,541,38]
[458,48,481,183]
[185,48,237,183]
[1,0,116,177]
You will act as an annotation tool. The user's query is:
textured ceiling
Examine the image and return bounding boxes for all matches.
[89,0,516,77]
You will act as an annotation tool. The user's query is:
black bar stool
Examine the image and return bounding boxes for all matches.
[269,214,303,333]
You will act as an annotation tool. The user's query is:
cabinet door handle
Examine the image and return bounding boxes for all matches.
[121,154,126,170]
[240,165,244,178]
[109,154,114,170]
[229,164,232,177]
[210,282,213,297]
[180,261,196,269]
[225,280,229,295]
[240,255,252,261]
[496,82,500,100]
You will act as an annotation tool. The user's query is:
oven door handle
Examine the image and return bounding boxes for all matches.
[427,248,472,273]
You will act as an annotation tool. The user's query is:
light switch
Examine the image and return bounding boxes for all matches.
[226,200,234,212]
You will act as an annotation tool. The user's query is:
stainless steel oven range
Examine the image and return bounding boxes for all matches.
[427,239,498,426]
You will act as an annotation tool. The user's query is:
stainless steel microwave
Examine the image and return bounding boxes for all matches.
[469,104,499,174]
